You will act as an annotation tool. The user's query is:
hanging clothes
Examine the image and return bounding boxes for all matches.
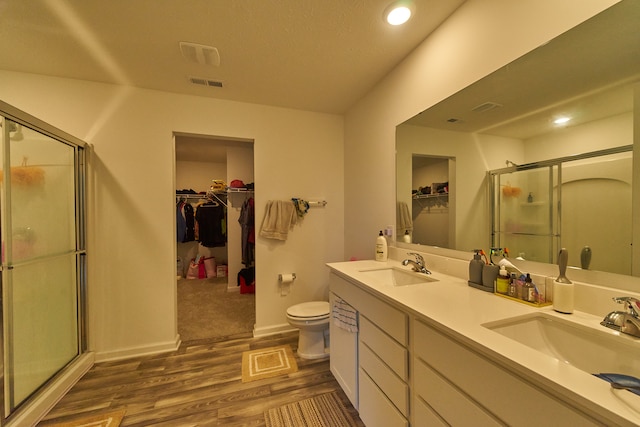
[183,202,195,242]
[177,200,187,242]
[239,197,255,266]
[176,199,196,242]
[196,202,226,247]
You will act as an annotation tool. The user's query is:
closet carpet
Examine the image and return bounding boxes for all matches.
[178,276,255,341]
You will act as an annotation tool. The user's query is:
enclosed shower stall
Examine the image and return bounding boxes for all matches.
[0,101,87,425]
[490,146,632,275]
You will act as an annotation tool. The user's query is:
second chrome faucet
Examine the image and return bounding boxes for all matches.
[601,296,640,338]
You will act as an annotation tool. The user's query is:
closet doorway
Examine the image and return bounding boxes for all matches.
[174,133,255,342]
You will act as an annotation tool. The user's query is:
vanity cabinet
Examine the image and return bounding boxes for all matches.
[412,318,601,426]
[330,272,409,427]
[329,268,607,426]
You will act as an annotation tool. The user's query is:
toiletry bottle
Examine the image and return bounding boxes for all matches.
[508,273,517,297]
[516,274,525,299]
[496,266,510,295]
[403,230,412,243]
[468,250,484,286]
[523,273,537,302]
[375,230,388,262]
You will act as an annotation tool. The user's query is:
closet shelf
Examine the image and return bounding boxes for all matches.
[227,187,254,193]
[412,192,448,210]
[412,193,448,200]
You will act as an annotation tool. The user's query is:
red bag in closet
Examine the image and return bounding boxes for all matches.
[204,257,216,278]
[186,257,207,279]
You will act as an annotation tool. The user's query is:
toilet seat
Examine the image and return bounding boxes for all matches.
[286,301,330,320]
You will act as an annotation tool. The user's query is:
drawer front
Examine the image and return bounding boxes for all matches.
[414,357,502,427]
[413,319,600,426]
[413,395,448,427]
[360,342,409,416]
[359,368,408,427]
[330,273,407,344]
[360,315,408,379]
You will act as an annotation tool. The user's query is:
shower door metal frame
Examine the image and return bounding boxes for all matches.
[489,145,632,265]
[0,101,88,424]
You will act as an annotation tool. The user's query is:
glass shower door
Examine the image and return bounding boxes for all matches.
[1,117,82,414]
[491,165,559,263]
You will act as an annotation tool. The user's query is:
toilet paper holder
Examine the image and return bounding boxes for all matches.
[278,273,297,281]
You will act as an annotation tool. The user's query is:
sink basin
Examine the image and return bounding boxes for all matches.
[359,267,437,286]
[483,313,640,377]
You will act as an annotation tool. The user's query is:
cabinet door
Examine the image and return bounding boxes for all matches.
[329,292,358,409]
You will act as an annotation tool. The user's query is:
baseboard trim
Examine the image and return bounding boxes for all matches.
[253,323,296,338]
[94,334,181,362]
[9,352,94,427]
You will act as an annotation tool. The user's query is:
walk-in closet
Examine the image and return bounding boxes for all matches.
[174,134,255,341]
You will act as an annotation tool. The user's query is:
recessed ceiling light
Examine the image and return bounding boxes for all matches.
[553,116,571,125]
[385,2,414,26]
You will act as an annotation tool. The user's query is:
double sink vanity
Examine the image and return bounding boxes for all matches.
[328,254,640,426]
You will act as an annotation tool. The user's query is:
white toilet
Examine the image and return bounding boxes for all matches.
[286,301,330,359]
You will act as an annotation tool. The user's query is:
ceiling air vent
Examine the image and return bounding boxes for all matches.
[471,102,503,113]
[446,118,463,124]
[189,77,223,88]
[179,42,220,66]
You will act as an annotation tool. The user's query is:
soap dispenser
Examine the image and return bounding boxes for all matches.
[468,249,484,287]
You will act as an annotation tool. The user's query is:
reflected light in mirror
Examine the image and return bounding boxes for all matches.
[553,116,571,125]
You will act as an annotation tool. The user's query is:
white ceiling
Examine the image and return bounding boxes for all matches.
[0,0,465,115]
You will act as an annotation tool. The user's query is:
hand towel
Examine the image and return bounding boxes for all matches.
[332,297,358,332]
[397,201,413,235]
[259,200,297,240]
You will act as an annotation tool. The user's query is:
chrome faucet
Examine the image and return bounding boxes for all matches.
[402,252,431,275]
[601,296,640,338]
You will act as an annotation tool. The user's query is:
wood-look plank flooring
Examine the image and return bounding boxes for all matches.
[39,332,364,426]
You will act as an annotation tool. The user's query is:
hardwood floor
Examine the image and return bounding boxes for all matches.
[39,332,364,426]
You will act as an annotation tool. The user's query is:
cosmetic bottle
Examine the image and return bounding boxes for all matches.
[375,230,388,262]
[522,273,537,302]
[508,273,517,297]
[496,266,510,295]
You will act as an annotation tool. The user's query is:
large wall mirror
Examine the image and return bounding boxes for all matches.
[396,0,639,276]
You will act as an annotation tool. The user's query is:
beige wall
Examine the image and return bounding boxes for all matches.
[0,73,344,359]
[343,0,620,260]
[0,0,619,360]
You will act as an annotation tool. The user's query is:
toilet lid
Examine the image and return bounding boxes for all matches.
[287,301,330,318]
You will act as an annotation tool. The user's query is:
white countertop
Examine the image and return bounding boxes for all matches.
[327,259,640,426]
